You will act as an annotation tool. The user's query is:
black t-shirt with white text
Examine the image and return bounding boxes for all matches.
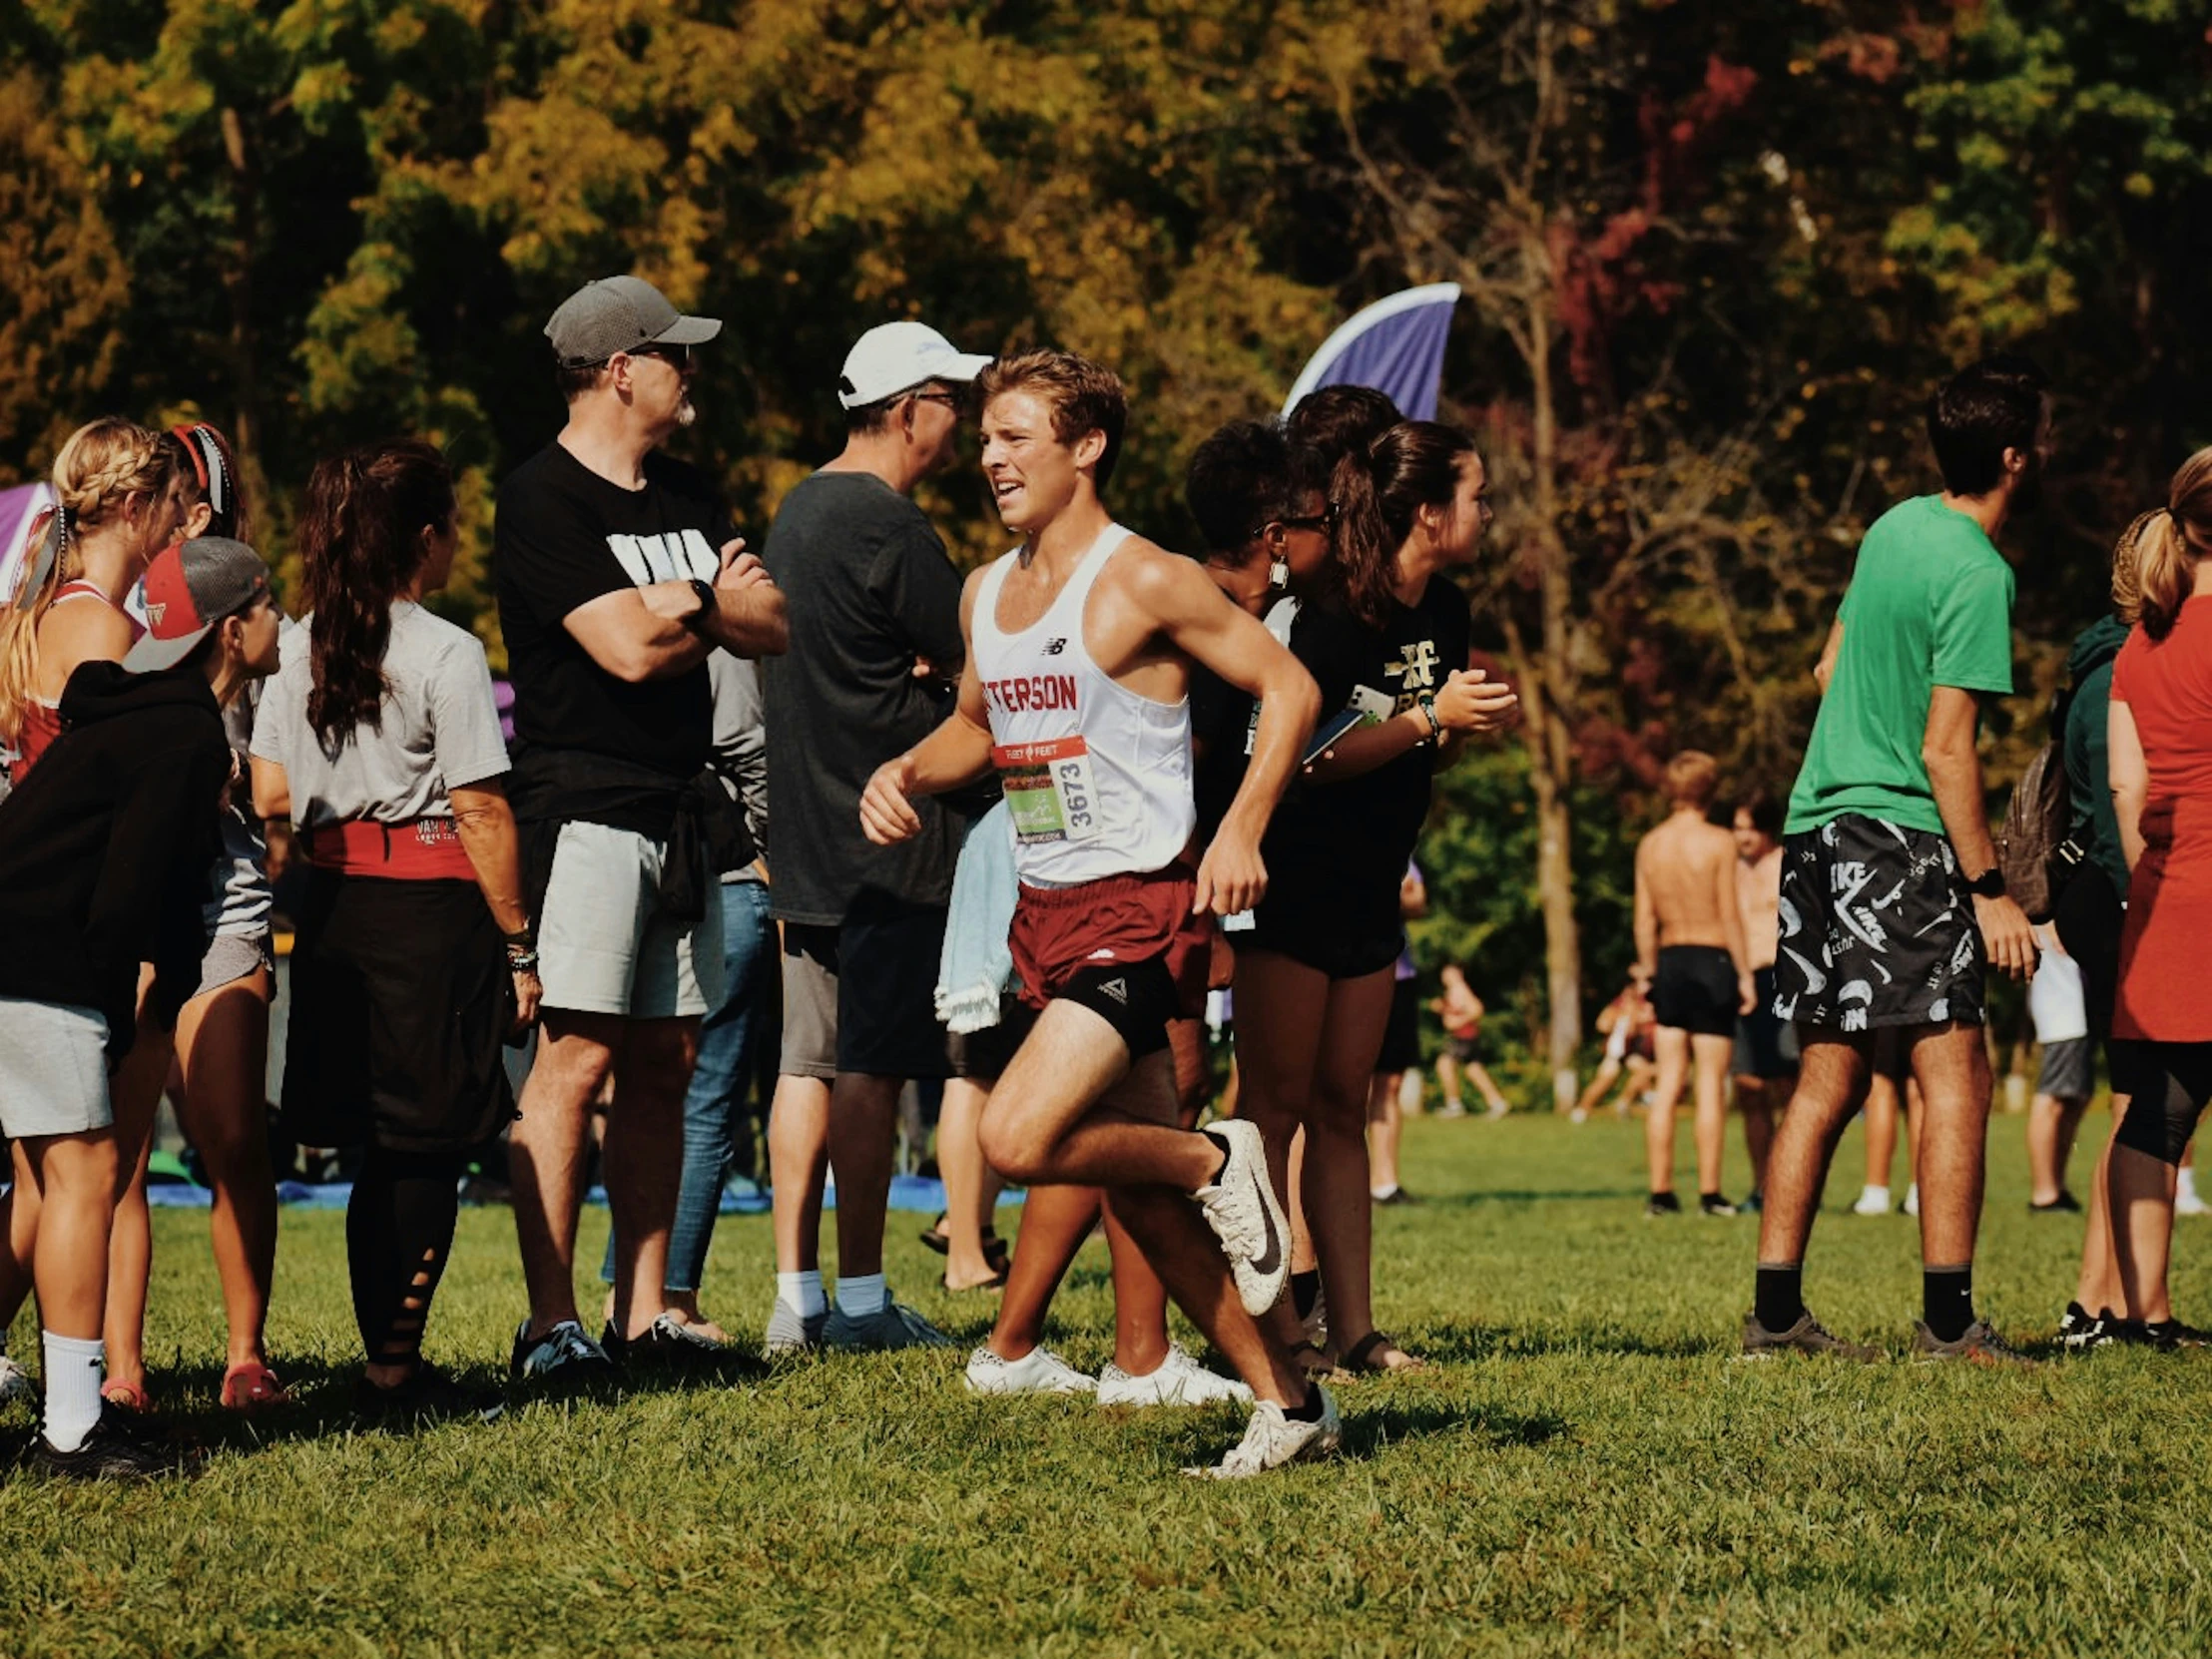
[1262,577,1472,910]
[494,443,735,778]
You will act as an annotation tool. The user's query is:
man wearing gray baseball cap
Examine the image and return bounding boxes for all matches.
[757,319,991,1355]
[494,274,787,1388]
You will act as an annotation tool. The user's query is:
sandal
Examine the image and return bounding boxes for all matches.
[944,1267,1009,1294]
[1286,1340,1335,1382]
[101,1379,154,1412]
[1334,1331,1425,1375]
[919,1216,1011,1275]
[221,1362,294,1410]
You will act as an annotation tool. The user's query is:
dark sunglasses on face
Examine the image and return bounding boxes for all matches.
[906,389,965,413]
[630,342,696,370]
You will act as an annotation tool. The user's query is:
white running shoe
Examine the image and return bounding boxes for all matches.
[1852,1185,1892,1217]
[1184,1385,1343,1479]
[1904,1184,1920,1217]
[0,1353,33,1404]
[964,1345,1096,1395]
[1194,1120,1291,1318]
[1097,1343,1254,1407]
[2178,1181,2210,1219]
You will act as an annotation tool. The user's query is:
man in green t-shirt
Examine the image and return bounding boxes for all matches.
[1745,354,2048,1366]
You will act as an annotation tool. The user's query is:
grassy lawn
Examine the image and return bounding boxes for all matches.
[4,1104,2208,1657]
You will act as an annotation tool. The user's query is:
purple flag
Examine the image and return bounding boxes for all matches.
[1283,283,1461,423]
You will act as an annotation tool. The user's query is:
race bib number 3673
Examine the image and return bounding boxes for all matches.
[993,737,1104,844]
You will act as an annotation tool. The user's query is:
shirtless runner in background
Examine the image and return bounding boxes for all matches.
[1633,751,1755,1215]
[1731,796,1796,1205]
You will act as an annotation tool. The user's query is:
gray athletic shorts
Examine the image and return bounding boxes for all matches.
[0,998,112,1138]
[539,821,726,1019]
[197,930,275,1001]
[2036,1036,2094,1103]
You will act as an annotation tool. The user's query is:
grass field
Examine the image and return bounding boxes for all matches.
[4,1104,2209,1657]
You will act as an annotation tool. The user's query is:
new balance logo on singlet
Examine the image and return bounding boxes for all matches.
[604,529,718,587]
[1042,638,1068,655]
[983,674,1080,713]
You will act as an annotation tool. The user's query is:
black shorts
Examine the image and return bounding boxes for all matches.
[281,870,515,1153]
[1652,945,1738,1038]
[2052,862,2123,1045]
[1244,884,1401,982]
[1733,965,1801,1078]
[1377,977,1421,1072]
[780,891,951,1080]
[1773,814,1984,1032]
[955,956,1184,1074]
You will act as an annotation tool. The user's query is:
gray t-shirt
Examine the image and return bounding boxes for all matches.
[206,683,274,938]
[711,652,769,886]
[761,470,965,924]
[252,601,510,826]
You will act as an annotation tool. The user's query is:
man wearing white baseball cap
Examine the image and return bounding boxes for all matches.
[758,320,990,1355]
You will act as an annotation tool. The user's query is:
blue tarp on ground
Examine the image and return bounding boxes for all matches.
[130,1174,991,1214]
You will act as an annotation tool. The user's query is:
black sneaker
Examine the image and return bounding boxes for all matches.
[25,1409,183,1481]
[1646,1192,1682,1217]
[354,1364,504,1425]
[1912,1319,2033,1366]
[2146,1317,2212,1349]
[2029,1193,2083,1215]
[602,1313,731,1373]
[1739,1311,1883,1362]
[509,1318,617,1387]
[1373,1188,1422,1207]
[2101,1319,2181,1352]
[1741,1191,1764,1214]
[2058,1302,2110,1350]
[1699,1193,1739,1218]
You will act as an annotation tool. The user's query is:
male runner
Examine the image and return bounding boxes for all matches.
[1731,794,1796,1204]
[1633,750,1755,1216]
[1746,353,2046,1362]
[859,350,1340,1476]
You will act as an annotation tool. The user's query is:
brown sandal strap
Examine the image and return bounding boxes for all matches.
[1336,1331,1397,1373]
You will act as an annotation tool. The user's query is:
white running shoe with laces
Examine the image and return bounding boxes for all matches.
[1193,1120,1291,1317]
[964,1345,1096,1395]
[1096,1343,1253,1407]
[1184,1386,1343,1479]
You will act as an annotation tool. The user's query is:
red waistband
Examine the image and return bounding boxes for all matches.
[302,819,475,881]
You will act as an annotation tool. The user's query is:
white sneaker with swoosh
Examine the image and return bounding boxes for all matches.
[1183,1385,1343,1478]
[1194,1120,1291,1317]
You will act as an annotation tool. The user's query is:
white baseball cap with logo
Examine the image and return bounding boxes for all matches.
[836,321,991,410]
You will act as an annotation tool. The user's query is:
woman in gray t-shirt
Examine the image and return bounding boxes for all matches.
[251,439,536,1421]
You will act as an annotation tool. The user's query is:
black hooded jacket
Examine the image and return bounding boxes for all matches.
[0,662,230,1052]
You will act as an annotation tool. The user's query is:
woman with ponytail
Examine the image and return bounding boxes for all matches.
[251,439,536,1419]
[0,419,185,1408]
[86,422,291,1412]
[1232,419,1518,1377]
[2097,448,2212,1345]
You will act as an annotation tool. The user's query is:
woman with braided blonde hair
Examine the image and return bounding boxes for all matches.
[0,418,188,779]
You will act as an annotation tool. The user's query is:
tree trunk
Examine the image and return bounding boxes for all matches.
[1521,246,1584,1110]
[220,107,263,500]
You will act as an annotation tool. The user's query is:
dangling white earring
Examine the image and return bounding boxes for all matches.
[1269,556,1289,589]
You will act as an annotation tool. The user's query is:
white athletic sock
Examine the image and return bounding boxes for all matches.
[2181,1168,2201,1206]
[41,1331,104,1454]
[777,1271,827,1321]
[835,1273,887,1317]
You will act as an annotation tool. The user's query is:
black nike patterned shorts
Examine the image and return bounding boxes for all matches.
[1771,814,1984,1033]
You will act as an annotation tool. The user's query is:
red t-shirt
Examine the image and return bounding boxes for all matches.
[2111,598,2212,1041]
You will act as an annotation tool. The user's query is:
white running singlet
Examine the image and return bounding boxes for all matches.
[970,523,1196,887]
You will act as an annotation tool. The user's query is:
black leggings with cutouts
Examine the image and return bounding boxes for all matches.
[346,1145,466,1368]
